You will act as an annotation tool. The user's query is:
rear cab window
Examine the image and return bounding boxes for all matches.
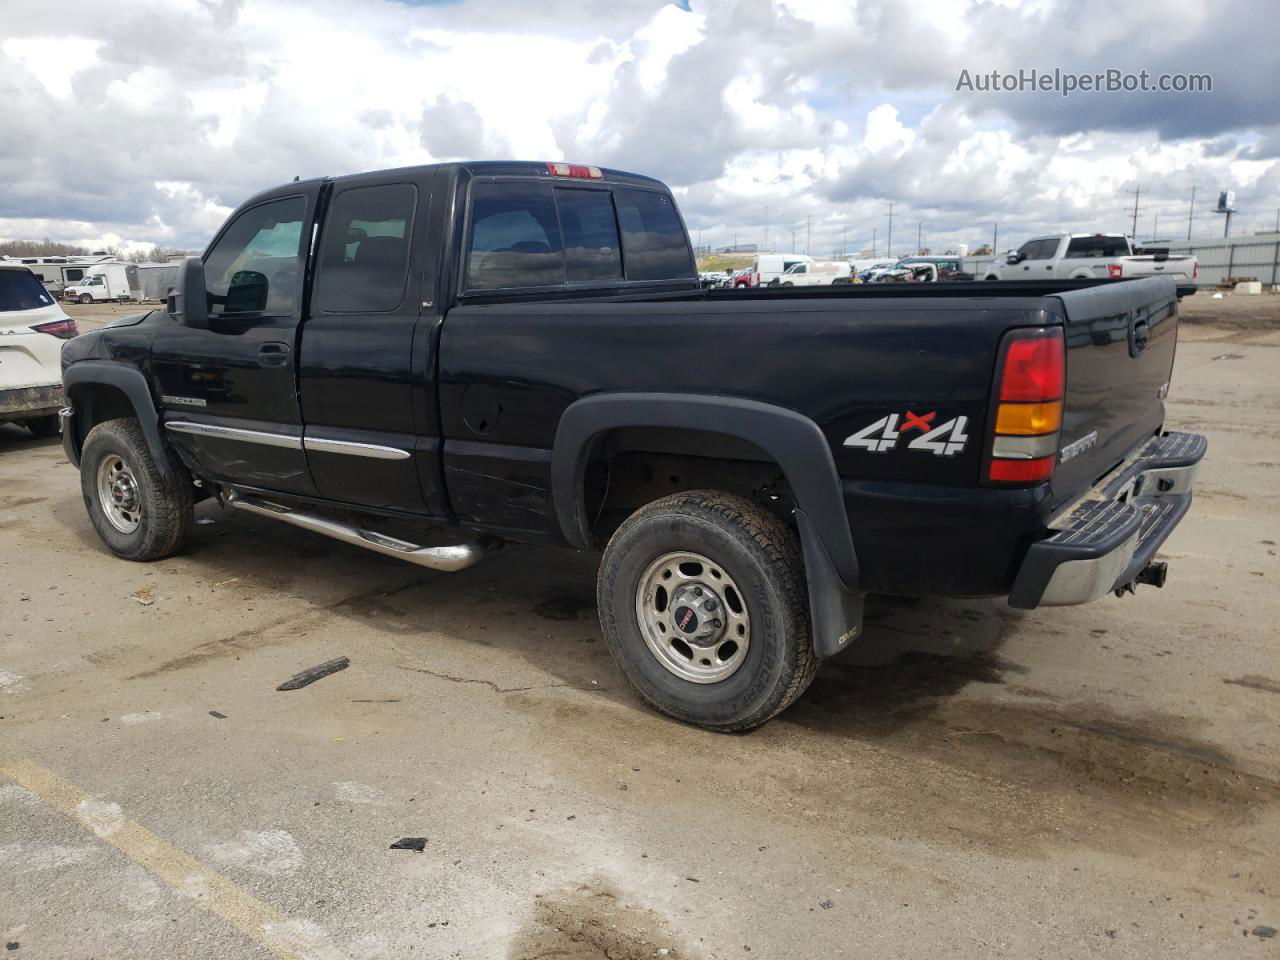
[464,177,693,293]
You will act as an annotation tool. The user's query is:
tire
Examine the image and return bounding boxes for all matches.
[79,293,92,304]
[24,415,61,438]
[781,281,793,287]
[597,490,817,731]
[80,418,192,561]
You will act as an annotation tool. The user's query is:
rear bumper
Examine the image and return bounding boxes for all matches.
[0,383,63,422]
[1009,431,1206,608]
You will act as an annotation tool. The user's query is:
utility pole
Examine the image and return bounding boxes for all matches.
[1275,207,1279,234]
[806,215,811,256]
[791,222,797,253]
[886,202,895,259]
[733,230,738,253]
[1153,211,1159,240]
[872,227,877,257]
[993,223,998,255]
[1187,186,1195,240]
[1130,186,1141,239]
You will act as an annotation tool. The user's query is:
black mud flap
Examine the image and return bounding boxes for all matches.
[796,510,864,659]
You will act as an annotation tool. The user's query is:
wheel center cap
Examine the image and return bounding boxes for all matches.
[673,605,699,634]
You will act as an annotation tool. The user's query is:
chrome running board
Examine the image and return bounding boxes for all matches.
[226,492,500,572]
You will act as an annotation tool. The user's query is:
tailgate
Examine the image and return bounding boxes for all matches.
[1049,277,1179,509]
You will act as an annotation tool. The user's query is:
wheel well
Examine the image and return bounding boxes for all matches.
[67,383,136,454]
[581,427,795,545]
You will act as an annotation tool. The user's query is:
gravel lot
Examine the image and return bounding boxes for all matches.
[1,295,1277,959]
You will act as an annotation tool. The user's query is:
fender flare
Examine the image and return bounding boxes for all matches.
[63,361,173,481]
[551,393,864,657]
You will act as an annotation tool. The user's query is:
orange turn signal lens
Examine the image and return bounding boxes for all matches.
[995,401,1062,436]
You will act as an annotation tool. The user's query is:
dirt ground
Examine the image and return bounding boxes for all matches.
[1,294,1277,959]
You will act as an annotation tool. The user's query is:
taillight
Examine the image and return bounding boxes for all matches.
[546,161,603,180]
[1107,263,1122,279]
[31,318,79,339]
[987,327,1064,485]
[1192,262,1198,280]
[754,272,760,287]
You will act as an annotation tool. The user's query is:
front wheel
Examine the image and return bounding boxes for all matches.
[80,418,192,560]
[597,491,817,731]
[78,293,92,304]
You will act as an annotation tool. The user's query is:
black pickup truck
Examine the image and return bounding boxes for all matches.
[59,161,1205,730]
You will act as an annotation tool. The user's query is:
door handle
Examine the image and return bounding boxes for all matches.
[258,342,291,367]
[1045,265,1053,270]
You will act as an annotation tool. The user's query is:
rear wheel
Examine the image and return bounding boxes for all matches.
[80,418,192,560]
[24,415,61,438]
[597,491,817,731]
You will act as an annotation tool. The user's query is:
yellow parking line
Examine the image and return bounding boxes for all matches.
[0,755,348,960]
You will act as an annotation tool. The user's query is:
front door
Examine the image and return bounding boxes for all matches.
[152,188,320,495]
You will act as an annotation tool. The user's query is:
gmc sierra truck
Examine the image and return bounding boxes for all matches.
[59,161,1206,730]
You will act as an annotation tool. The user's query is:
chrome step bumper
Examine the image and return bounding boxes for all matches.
[1008,431,1206,608]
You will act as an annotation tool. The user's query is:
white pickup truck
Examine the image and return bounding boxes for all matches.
[983,233,1197,284]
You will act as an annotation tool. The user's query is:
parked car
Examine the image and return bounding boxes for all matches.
[63,262,135,303]
[983,233,1198,285]
[751,253,813,288]
[775,260,853,286]
[60,160,1205,731]
[698,271,729,289]
[889,256,973,281]
[856,260,899,282]
[729,268,753,288]
[0,265,77,437]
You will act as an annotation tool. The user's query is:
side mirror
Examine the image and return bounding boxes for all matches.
[166,257,209,329]
[1006,251,1024,265]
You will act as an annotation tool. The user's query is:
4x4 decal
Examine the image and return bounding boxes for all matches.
[843,410,969,456]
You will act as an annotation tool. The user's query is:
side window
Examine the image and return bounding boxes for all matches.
[1065,236,1129,259]
[466,182,564,290]
[556,188,622,282]
[614,188,695,281]
[204,196,306,317]
[1015,242,1037,261]
[64,268,84,281]
[1032,238,1059,260]
[315,183,416,313]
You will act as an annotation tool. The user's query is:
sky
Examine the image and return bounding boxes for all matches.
[1,0,1277,258]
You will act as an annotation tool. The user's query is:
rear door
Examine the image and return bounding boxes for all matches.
[153,186,320,495]
[297,168,443,514]
[1049,277,1179,507]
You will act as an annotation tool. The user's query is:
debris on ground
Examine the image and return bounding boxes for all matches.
[276,656,350,691]
[1252,926,1277,939]
[389,837,427,852]
[130,588,155,606]
[209,710,227,719]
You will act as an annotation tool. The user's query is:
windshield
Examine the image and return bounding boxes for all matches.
[0,270,55,312]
